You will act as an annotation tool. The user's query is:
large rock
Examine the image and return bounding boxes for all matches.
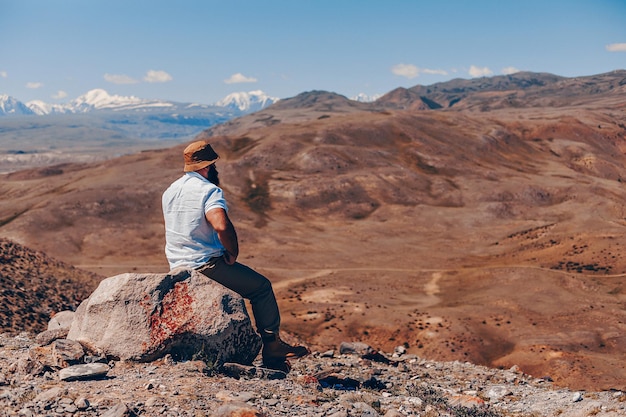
[67,268,261,364]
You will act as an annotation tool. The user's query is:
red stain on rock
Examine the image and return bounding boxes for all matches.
[149,282,195,348]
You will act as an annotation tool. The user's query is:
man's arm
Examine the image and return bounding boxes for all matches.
[205,208,239,265]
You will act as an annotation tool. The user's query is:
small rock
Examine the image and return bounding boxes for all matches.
[393,345,406,356]
[33,386,65,403]
[320,350,335,358]
[47,311,75,331]
[101,403,131,417]
[352,401,379,416]
[58,363,109,381]
[220,362,286,380]
[16,356,45,375]
[74,398,89,410]
[339,342,373,355]
[35,328,69,346]
[216,390,256,403]
[145,397,159,407]
[448,394,485,408]
[486,385,512,400]
[51,339,84,366]
[573,392,583,402]
[215,402,263,417]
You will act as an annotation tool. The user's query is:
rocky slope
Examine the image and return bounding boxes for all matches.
[0,332,624,417]
[0,238,101,334]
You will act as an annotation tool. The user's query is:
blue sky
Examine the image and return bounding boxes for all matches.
[1,0,625,105]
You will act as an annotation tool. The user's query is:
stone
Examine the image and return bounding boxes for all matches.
[67,268,262,365]
[33,386,65,403]
[339,342,373,355]
[220,362,287,380]
[51,339,84,366]
[448,394,485,408]
[58,363,109,381]
[48,311,75,331]
[321,350,335,358]
[16,356,45,375]
[29,339,84,368]
[352,401,379,416]
[486,384,512,400]
[74,398,89,410]
[101,403,132,417]
[215,402,264,417]
[35,328,69,346]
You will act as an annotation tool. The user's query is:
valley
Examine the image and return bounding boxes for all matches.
[1,71,625,391]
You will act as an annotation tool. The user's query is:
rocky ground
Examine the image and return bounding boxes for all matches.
[0,333,624,417]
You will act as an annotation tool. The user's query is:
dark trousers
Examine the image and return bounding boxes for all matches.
[197,257,280,335]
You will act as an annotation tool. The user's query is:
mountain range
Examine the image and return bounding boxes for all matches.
[1,69,625,391]
[0,89,280,172]
[0,88,280,116]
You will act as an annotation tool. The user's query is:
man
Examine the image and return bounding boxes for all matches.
[162,140,309,371]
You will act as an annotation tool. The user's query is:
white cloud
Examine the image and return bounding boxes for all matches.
[502,66,520,75]
[104,73,139,84]
[391,64,447,79]
[606,43,626,52]
[391,64,419,79]
[421,68,448,75]
[469,65,493,77]
[52,90,67,99]
[224,73,258,84]
[144,70,173,83]
[26,82,43,89]
[0,71,7,78]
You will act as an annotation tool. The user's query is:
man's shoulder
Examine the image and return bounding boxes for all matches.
[171,174,222,194]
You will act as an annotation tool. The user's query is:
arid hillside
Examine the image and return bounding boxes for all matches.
[0,238,101,333]
[1,71,625,391]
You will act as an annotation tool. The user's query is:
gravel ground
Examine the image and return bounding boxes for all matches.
[0,333,624,417]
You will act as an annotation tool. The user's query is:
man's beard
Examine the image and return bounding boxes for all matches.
[207,165,220,186]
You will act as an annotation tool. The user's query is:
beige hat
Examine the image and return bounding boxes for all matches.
[183,141,219,172]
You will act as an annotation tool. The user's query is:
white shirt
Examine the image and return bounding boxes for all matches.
[162,171,228,269]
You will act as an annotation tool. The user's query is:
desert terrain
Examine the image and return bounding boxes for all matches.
[1,71,625,391]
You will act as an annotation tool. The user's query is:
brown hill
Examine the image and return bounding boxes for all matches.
[0,71,625,391]
[0,238,101,334]
[377,70,626,111]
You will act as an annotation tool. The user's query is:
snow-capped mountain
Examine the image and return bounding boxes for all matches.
[27,100,72,115]
[216,90,279,112]
[0,94,35,115]
[351,93,383,103]
[0,89,278,117]
[68,89,174,113]
[25,89,174,115]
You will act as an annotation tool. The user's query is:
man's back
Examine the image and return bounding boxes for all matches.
[162,172,227,270]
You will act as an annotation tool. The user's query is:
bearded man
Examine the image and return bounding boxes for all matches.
[162,140,309,371]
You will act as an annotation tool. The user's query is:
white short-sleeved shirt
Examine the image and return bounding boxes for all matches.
[162,171,228,269]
